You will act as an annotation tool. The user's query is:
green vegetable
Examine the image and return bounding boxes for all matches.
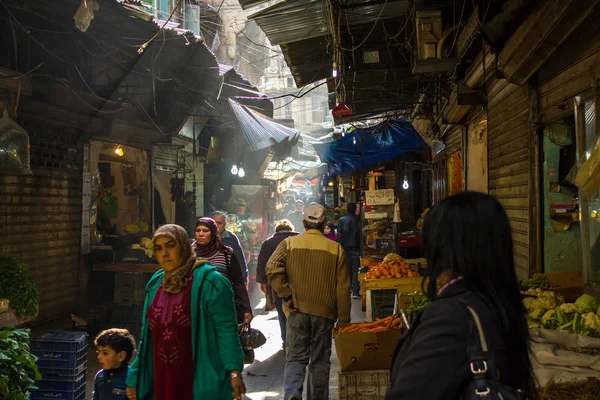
[541,310,556,329]
[529,308,546,321]
[527,316,541,329]
[575,294,599,315]
[523,274,553,289]
[0,327,41,399]
[0,256,39,317]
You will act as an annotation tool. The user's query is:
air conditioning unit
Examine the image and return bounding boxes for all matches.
[413,10,456,74]
[416,10,442,60]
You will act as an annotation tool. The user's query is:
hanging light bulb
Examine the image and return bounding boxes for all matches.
[238,167,246,178]
[353,136,357,145]
[332,62,338,78]
[341,130,345,137]
[115,145,124,157]
[403,175,409,190]
[231,164,238,175]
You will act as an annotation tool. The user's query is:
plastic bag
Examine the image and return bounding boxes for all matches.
[0,110,32,175]
[575,136,600,198]
[238,324,266,350]
[73,0,99,33]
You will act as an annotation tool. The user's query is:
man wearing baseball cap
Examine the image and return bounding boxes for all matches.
[266,203,350,400]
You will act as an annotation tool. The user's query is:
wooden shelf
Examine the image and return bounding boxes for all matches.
[93,263,160,273]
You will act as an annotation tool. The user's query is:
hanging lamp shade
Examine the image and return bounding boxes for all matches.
[332,102,353,117]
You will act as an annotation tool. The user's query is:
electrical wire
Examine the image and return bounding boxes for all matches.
[138,0,183,54]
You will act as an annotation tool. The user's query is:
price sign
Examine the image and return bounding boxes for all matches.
[365,189,394,206]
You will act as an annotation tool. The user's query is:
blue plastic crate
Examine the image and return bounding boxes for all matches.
[31,331,88,354]
[34,345,87,374]
[30,376,86,400]
[35,371,86,392]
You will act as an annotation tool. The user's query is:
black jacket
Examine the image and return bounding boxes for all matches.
[386,282,522,400]
[221,230,249,283]
[256,231,299,284]
[336,214,361,250]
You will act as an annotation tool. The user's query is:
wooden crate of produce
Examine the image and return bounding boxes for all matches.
[338,369,390,400]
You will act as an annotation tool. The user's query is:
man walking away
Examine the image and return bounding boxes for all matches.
[337,202,362,299]
[210,211,249,285]
[267,204,351,400]
[256,219,299,350]
[287,200,305,233]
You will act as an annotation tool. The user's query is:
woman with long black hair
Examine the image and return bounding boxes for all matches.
[386,191,535,399]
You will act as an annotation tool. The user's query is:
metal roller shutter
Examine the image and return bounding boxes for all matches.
[0,118,82,321]
[487,79,533,281]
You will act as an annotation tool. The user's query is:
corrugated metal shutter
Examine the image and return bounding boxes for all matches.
[444,126,463,155]
[487,79,533,281]
[0,118,82,321]
[537,7,600,119]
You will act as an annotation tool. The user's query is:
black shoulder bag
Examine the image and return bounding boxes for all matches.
[460,305,529,400]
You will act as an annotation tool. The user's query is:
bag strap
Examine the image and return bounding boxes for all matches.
[464,305,498,398]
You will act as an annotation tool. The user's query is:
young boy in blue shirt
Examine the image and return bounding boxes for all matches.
[92,328,136,400]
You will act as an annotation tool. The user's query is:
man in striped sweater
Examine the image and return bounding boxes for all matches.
[267,203,351,400]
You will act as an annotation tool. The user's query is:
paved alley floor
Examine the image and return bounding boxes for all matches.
[81,278,365,400]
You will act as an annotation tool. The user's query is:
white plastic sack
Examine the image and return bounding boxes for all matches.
[74,0,99,33]
[530,328,600,386]
[0,110,32,175]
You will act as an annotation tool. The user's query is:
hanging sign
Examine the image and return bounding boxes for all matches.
[365,189,394,206]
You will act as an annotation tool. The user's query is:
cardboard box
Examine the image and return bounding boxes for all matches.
[334,328,402,371]
[543,270,583,302]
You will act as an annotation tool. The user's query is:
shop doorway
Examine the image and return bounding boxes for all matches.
[540,118,582,273]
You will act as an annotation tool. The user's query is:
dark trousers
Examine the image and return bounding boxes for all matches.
[274,295,287,347]
[345,249,361,296]
[284,312,335,400]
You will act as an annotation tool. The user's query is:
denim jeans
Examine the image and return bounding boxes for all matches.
[274,295,287,347]
[284,312,335,400]
[345,249,361,296]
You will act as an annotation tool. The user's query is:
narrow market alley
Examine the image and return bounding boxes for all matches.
[81,279,366,400]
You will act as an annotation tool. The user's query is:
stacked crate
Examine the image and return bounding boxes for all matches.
[109,272,150,339]
[30,331,88,400]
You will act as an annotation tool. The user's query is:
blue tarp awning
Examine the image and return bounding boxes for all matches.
[312,120,425,176]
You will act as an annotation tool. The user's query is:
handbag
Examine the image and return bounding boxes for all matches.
[238,323,267,350]
[460,305,529,400]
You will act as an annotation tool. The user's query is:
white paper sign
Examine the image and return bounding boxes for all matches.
[364,212,388,219]
[365,189,394,206]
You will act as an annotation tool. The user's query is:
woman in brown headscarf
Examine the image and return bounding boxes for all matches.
[126,224,246,400]
[192,217,253,325]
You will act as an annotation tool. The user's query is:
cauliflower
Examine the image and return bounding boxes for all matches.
[529,299,547,311]
[523,297,536,312]
[575,294,599,314]
[581,312,600,333]
[541,310,556,329]
[528,308,546,321]
[538,291,563,309]
[558,303,577,313]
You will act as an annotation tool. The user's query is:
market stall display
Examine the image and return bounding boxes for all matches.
[334,313,405,372]
[362,189,397,258]
[359,253,424,321]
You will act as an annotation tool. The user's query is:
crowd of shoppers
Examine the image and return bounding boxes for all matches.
[116,192,533,400]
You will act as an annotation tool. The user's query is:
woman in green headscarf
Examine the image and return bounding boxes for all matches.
[125,224,246,400]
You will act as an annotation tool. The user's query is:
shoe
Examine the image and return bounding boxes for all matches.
[288,396,302,400]
[352,295,361,299]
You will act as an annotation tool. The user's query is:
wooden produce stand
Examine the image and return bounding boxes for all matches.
[365,277,422,322]
[361,258,427,321]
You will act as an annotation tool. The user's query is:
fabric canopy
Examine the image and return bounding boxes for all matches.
[229,99,300,152]
[313,120,425,176]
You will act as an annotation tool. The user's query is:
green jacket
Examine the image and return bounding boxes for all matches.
[126,264,244,399]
